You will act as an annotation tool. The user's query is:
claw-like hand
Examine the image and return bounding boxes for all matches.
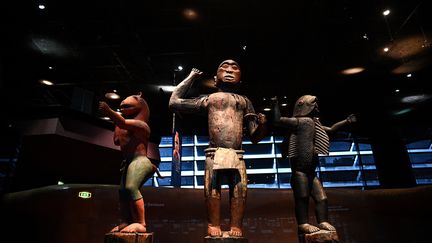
[98,101,111,116]
[257,113,267,124]
[347,114,357,123]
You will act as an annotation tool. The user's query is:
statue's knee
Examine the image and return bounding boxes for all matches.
[316,196,328,204]
[122,185,141,200]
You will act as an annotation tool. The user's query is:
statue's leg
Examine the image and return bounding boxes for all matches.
[291,170,320,233]
[111,163,131,232]
[205,156,222,237]
[228,166,247,237]
[120,156,154,233]
[311,176,335,231]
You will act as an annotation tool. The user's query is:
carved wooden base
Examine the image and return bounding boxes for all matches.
[298,230,339,243]
[204,231,248,243]
[104,232,153,243]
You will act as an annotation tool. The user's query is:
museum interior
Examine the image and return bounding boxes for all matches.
[0,1,431,243]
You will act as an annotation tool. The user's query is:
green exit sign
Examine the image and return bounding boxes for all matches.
[78,191,92,199]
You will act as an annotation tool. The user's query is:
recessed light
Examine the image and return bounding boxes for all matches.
[105,92,120,99]
[383,9,390,16]
[182,8,198,20]
[341,67,365,75]
[159,85,176,92]
[383,47,389,52]
[39,79,54,85]
[406,73,412,78]
[401,94,431,104]
[38,4,46,10]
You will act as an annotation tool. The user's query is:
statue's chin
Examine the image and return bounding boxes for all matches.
[216,81,241,92]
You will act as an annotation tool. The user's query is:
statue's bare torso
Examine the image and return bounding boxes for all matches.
[207,92,247,149]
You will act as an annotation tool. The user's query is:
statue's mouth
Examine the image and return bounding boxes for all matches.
[120,103,134,109]
[223,75,235,81]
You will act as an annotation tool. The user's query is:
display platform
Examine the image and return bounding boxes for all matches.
[204,231,248,243]
[1,184,431,243]
[104,232,153,243]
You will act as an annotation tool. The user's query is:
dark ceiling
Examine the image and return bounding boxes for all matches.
[1,0,432,140]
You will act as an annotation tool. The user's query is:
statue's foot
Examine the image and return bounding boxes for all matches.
[110,223,128,232]
[318,221,336,231]
[229,227,243,237]
[120,223,147,233]
[207,224,222,237]
[298,223,320,234]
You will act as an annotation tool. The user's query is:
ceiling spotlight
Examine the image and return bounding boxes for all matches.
[393,108,411,116]
[175,66,183,71]
[281,103,288,107]
[38,4,46,10]
[100,117,111,120]
[362,34,369,40]
[383,47,389,52]
[182,8,198,20]
[401,94,431,104]
[159,85,176,92]
[395,89,400,93]
[39,79,54,85]
[341,67,365,75]
[242,45,247,51]
[48,66,53,70]
[383,9,390,16]
[105,91,120,100]
[263,108,271,111]
[406,73,412,78]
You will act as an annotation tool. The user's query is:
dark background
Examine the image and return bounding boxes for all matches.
[1,0,432,140]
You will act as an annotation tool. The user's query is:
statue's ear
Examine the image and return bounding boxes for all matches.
[137,91,142,97]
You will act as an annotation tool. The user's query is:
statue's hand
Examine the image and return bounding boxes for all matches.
[98,101,111,116]
[189,68,203,79]
[270,96,278,104]
[257,113,267,124]
[347,114,357,123]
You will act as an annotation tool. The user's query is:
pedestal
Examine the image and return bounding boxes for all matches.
[104,232,154,243]
[204,231,248,243]
[298,230,339,243]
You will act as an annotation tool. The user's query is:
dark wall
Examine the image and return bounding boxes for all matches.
[1,185,431,243]
[11,134,122,192]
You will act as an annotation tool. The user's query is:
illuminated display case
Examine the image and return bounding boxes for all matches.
[145,134,426,189]
[406,139,432,185]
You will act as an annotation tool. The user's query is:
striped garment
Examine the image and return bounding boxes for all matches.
[287,117,330,158]
[314,118,330,155]
[288,133,298,158]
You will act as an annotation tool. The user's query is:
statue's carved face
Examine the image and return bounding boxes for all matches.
[293,95,319,117]
[214,59,241,88]
[120,93,149,121]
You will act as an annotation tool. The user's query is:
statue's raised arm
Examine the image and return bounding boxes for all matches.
[169,68,208,114]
